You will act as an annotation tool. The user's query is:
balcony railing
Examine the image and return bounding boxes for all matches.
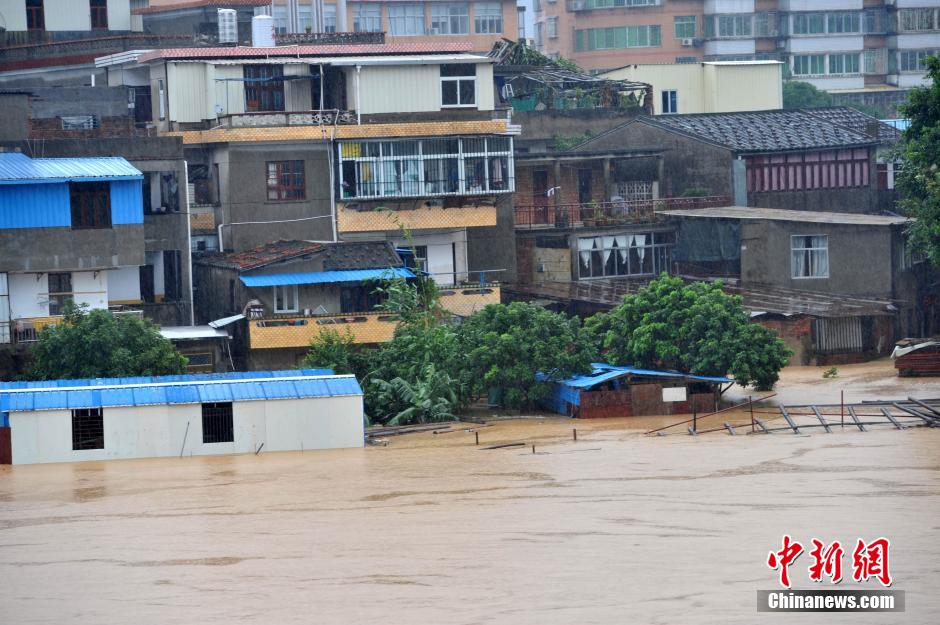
[6,309,145,344]
[248,285,501,349]
[219,110,356,129]
[514,196,732,229]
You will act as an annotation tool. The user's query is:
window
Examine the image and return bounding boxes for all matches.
[900,8,938,32]
[48,272,73,316]
[791,235,829,279]
[70,181,111,229]
[792,13,824,35]
[352,3,382,33]
[61,115,98,130]
[578,232,675,279]
[26,0,44,31]
[338,136,513,199]
[475,2,502,34]
[298,4,312,32]
[585,0,660,7]
[244,65,284,112]
[323,3,337,32]
[143,171,180,214]
[754,12,771,37]
[674,15,695,39]
[717,15,751,38]
[72,408,104,451]
[661,90,677,114]
[829,53,860,75]
[546,16,557,39]
[900,49,938,72]
[675,56,697,64]
[431,3,469,35]
[441,64,476,107]
[90,0,108,30]
[745,150,870,193]
[389,4,425,36]
[792,54,825,76]
[202,403,234,444]
[827,12,860,34]
[274,284,299,313]
[266,160,305,201]
[272,5,288,34]
[575,25,661,51]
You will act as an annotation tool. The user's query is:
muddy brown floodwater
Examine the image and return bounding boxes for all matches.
[1,360,939,624]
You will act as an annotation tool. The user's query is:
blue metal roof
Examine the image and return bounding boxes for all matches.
[558,363,732,390]
[0,368,333,390]
[240,267,415,287]
[0,152,143,184]
[0,370,361,413]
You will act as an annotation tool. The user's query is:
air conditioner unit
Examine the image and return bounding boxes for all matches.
[681,38,694,47]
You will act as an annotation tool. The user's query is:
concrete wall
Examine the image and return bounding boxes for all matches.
[467,193,517,284]
[217,143,334,252]
[0,94,31,141]
[8,395,364,464]
[739,220,895,298]
[0,225,144,273]
[9,269,109,318]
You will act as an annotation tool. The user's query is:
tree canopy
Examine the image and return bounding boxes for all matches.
[783,81,833,109]
[587,275,791,390]
[897,55,940,265]
[26,303,187,380]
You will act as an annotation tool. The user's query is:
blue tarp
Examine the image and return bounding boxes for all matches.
[0,369,361,414]
[240,267,415,287]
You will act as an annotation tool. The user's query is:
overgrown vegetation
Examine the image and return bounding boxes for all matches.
[26,302,187,380]
[783,80,885,117]
[897,55,940,266]
[552,131,594,151]
[304,275,793,423]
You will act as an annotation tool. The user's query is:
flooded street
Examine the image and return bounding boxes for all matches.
[2,361,940,624]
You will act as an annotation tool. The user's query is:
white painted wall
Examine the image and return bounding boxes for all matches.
[8,271,108,318]
[0,1,28,31]
[395,230,468,286]
[108,266,141,303]
[781,0,860,10]
[107,0,131,31]
[789,36,864,54]
[0,0,130,31]
[146,251,165,297]
[703,39,756,57]
[9,395,364,464]
[704,0,754,14]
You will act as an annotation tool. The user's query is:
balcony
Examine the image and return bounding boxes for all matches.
[337,201,498,233]
[248,285,501,349]
[219,110,357,129]
[5,310,145,345]
[514,196,732,230]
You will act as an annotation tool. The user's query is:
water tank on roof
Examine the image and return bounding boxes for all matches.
[218,9,237,44]
[251,15,275,48]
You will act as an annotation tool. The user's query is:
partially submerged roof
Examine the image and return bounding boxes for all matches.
[646,109,877,153]
[240,267,415,287]
[660,206,909,226]
[0,369,332,391]
[0,371,361,413]
[556,363,731,390]
[197,240,406,273]
[139,42,473,63]
[0,152,142,184]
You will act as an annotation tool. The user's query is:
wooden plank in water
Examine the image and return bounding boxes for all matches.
[891,402,938,424]
[754,417,774,434]
[907,397,940,419]
[880,407,905,430]
[724,422,737,436]
[811,407,832,433]
[779,406,801,434]
[847,406,867,432]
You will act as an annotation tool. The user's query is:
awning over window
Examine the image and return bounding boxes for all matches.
[240,267,415,287]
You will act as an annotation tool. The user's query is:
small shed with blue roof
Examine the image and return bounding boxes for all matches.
[0,369,364,465]
[542,363,733,419]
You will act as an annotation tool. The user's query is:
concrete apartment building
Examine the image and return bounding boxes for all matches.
[535,0,940,110]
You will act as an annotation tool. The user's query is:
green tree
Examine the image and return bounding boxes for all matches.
[591,275,791,390]
[458,302,597,410]
[301,328,372,380]
[897,55,940,265]
[26,302,187,380]
[783,81,833,109]
[371,364,458,425]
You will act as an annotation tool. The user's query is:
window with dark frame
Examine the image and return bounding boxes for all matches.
[48,272,73,316]
[69,181,111,229]
[26,0,44,31]
[202,402,234,444]
[90,0,108,29]
[244,65,285,112]
[266,160,305,201]
[72,408,104,450]
[440,64,476,107]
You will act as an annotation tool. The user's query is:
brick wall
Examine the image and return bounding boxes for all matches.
[28,116,150,139]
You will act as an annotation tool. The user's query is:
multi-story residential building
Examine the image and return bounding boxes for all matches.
[254,0,517,51]
[535,1,940,112]
[0,151,146,347]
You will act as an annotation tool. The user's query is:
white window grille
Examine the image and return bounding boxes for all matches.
[431,3,469,35]
[273,285,299,313]
[474,2,502,35]
[352,3,382,33]
[389,4,425,36]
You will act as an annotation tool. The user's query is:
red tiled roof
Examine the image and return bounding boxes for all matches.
[133,0,270,15]
[138,41,474,62]
[198,240,325,270]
